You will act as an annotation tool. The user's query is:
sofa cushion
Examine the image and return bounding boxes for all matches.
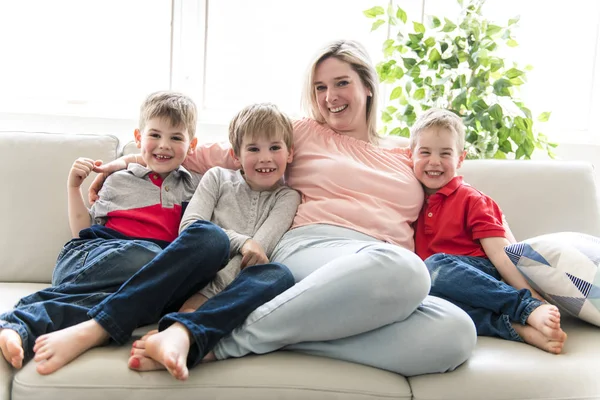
[12,350,411,400]
[505,232,600,327]
[460,160,600,241]
[0,132,120,283]
[408,316,600,400]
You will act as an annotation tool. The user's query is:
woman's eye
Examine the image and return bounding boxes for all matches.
[315,85,326,91]
[337,80,349,87]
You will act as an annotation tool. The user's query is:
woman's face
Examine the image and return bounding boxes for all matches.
[313,57,371,139]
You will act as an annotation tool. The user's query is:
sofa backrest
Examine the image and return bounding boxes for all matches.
[0,132,119,283]
[1,132,599,284]
[461,160,600,241]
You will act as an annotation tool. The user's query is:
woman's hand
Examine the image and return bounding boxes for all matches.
[88,155,139,203]
[240,239,269,268]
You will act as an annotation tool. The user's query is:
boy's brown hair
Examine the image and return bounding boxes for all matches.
[410,108,465,151]
[229,103,294,156]
[139,91,198,139]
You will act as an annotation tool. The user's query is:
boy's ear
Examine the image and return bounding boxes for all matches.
[134,129,142,148]
[287,147,294,163]
[188,138,198,154]
[457,150,467,169]
[229,148,242,169]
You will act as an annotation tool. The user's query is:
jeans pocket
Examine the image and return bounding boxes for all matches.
[52,248,89,286]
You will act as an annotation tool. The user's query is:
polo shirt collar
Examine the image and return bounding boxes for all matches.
[432,175,464,197]
[127,163,193,180]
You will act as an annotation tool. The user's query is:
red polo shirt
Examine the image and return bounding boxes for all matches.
[414,176,506,260]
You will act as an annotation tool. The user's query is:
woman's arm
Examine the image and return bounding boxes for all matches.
[88,141,236,204]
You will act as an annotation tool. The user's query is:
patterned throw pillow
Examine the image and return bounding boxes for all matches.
[504,232,600,327]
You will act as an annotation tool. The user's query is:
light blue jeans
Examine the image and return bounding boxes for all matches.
[213,224,477,376]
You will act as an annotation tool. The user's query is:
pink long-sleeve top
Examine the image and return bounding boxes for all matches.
[185,118,423,250]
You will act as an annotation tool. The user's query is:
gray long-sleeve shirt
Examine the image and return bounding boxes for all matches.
[180,166,301,297]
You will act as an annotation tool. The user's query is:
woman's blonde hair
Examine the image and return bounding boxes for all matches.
[301,40,379,143]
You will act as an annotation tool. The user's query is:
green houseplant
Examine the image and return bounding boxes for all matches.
[364,0,556,159]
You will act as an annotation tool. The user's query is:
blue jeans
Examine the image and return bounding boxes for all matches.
[159,262,294,367]
[425,253,543,342]
[0,220,229,359]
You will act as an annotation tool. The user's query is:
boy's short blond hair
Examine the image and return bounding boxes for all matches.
[410,108,465,151]
[139,91,198,139]
[229,103,294,156]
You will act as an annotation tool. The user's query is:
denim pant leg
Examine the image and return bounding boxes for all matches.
[425,253,542,326]
[88,220,230,344]
[159,262,294,368]
[0,238,161,359]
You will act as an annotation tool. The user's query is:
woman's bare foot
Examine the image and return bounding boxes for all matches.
[513,323,567,354]
[33,320,109,375]
[526,304,563,339]
[0,329,24,368]
[143,323,192,380]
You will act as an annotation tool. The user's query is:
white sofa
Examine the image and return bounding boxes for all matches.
[1,130,600,400]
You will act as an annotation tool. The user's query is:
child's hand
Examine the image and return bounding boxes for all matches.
[240,239,268,268]
[88,157,131,204]
[68,158,102,189]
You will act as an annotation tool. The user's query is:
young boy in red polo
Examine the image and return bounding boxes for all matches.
[408,108,568,353]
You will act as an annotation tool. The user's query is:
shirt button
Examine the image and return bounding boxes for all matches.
[165,186,170,192]
[427,212,433,217]
[153,174,158,179]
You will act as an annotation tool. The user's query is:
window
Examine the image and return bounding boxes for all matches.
[0,0,172,120]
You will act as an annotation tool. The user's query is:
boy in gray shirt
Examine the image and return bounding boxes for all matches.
[128,103,301,380]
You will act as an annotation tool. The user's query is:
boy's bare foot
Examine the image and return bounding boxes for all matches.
[143,323,192,380]
[513,324,567,354]
[526,304,563,339]
[0,328,24,368]
[33,319,109,375]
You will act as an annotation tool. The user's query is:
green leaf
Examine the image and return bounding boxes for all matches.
[507,39,519,47]
[515,146,526,159]
[396,6,407,24]
[493,79,512,96]
[498,140,513,154]
[442,18,457,32]
[429,48,442,62]
[382,111,393,123]
[486,24,502,36]
[424,37,436,48]
[371,19,385,31]
[471,99,489,113]
[386,106,398,114]
[428,16,441,28]
[413,21,426,33]
[390,86,403,100]
[401,127,411,137]
[363,6,385,18]
[394,67,405,79]
[508,15,521,25]
[414,88,426,100]
[505,68,523,79]
[389,127,403,136]
[452,91,468,110]
[537,112,551,122]
[489,104,504,121]
[493,150,507,159]
[402,58,417,69]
